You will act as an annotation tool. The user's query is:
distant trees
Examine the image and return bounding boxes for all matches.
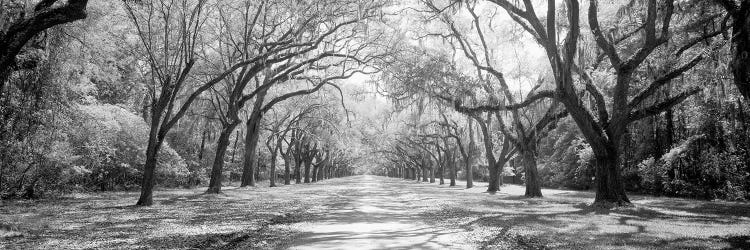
[439,114,479,188]
[420,0,568,197]
[187,0,389,192]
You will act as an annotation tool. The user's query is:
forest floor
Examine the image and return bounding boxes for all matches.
[1,175,749,249]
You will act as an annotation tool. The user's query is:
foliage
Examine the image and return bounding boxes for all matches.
[1,103,189,198]
[539,135,595,190]
[71,104,189,190]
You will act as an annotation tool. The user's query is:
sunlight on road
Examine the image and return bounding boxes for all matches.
[287,176,465,250]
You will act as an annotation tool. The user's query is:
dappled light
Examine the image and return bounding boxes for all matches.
[4,176,749,249]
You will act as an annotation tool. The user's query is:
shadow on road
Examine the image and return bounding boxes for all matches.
[287,175,466,250]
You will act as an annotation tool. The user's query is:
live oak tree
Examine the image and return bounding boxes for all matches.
[0,0,89,93]
[165,0,382,193]
[464,0,715,206]
[421,0,569,197]
[124,0,272,205]
[200,0,348,192]
[263,103,324,187]
[233,0,390,188]
[380,48,517,193]
[439,114,479,188]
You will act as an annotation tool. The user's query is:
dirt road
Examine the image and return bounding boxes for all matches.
[287,175,468,249]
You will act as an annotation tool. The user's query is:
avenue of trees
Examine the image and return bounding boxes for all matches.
[0,0,385,205]
[1,0,750,208]
[372,0,750,207]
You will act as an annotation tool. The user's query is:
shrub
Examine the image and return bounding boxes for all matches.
[73,104,189,190]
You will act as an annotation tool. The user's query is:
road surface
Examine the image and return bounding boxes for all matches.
[286,175,470,249]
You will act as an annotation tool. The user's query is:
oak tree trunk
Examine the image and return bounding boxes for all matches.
[269,151,278,187]
[303,159,312,183]
[487,162,499,192]
[312,164,319,182]
[522,149,542,198]
[294,158,302,183]
[136,135,163,206]
[465,158,473,189]
[593,153,631,206]
[449,157,456,187]
[731,7,750,100]
[438,163,445,185]
[206,124,237,194]
[240,91,267,187]
[284,153,291,185]
[429,167,435,183]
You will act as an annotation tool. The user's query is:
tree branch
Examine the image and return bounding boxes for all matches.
[573,64,609,125]
[629,54,704,109]
[628,87,701,122]
[444,90,555,114]
[588,0,621,68]
[0,0,89,72]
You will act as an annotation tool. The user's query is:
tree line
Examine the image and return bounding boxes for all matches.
[2,0,750,208]
[372,0,750,207]
[0,0,387,205]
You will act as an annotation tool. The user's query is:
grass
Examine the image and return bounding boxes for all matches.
[415,179,750,249]
[0,181,332,249]
[1,177,749,249]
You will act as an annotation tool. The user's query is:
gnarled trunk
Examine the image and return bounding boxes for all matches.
[487,159,506,193]
[487,163,499,192]
[206,123,238,194]
[593,151,630,206]
[522,149,542,197]
[240,90,267,187]
[240,119,261,187]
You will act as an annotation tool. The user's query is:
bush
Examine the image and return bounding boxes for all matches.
[1,104,191,199]
[638,135,749,201]
[72,104,189,190]
[539,138,594,190]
